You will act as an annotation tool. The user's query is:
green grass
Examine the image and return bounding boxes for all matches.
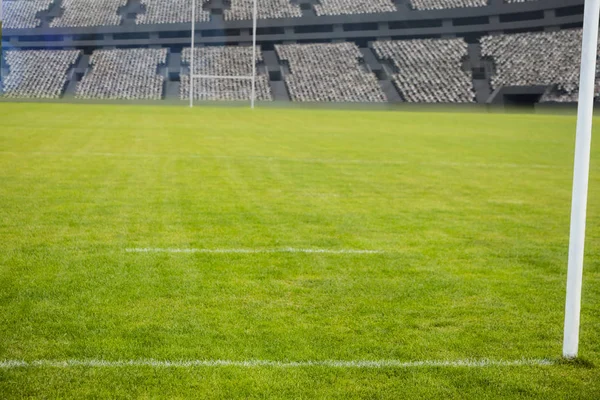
[0,103,599,398]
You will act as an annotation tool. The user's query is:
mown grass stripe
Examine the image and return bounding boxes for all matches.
[0,151,564,169]
[0,359,555,369]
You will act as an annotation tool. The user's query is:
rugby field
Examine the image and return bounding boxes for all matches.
[0,103,599,398]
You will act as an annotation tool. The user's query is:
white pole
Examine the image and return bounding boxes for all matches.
[563,0,600,359]
[190,0,196,108]
[250,0,257,109]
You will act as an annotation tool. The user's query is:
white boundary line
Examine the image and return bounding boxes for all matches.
[0,151,564,170]
[125,248,385,254]
[0,358,554,369]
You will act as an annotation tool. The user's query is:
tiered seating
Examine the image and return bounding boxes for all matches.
[180,46,272,101]
[372,38,474,102]
[2,50,80,98]
[76,48,167,100]
[540,33,600,103]
[224,0,302,21]
[314,0,396,16]
[540,84,580,103]
[540,78,600,103]
[409,0,487,10]
[50,0,126,27]
[276,42,386,102]
[3,0,53,29]
[480,30,582,92]
[136,0,210,24]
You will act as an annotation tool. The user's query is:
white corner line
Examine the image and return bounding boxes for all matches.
[125,248,386,254]
[0,359,555,369]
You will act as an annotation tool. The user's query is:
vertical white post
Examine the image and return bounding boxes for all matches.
[250,0,257,109]
[190,0,196,108]
[563,0,600,359]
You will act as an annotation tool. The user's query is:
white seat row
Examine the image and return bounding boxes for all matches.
[50,0,126,27]
[4,31,590,103]
[540,79,600,103]
[224,0,302,21]
[2,49,80,98]
[481,29,582,93]
[314,0,396,16]
[136,0,210,25]
[76,48,167,100]
[409,0,487,10]
[276,42,386,102]
[372,38,474,102]
[481,29,600,103]
[3,0,53,29]
[10,0,551,28]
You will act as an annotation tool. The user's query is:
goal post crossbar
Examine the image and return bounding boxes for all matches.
[189,0,258,108]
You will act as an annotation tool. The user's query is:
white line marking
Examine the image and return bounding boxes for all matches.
[0,151,564,170]
[125,248,384,254]
[0,358,554,369]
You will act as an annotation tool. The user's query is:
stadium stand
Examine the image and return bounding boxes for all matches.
[224,0,302,21]
[540,84,580,103]
[2,49,80,98]
[181,46,272,101]
[372,38,474,102]
[76,48,167,100]
[50,0,126,27]
[540,77,600,102]
[275,42,386,102]
[136,0,210,25]
[3,0,53,29]
[480,29,582,93]
[0,0,589,106]
[409,0,487,10]
[314,0,397,16]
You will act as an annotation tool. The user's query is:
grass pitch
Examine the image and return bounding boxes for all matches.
[0,103,599,398]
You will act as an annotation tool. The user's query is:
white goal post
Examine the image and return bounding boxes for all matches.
[563,0,599,359]
[189,0,258,108]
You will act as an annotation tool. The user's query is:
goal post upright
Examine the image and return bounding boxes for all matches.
[563,0,600,359]
[189,0,258,108]
[190,0,196,108]
[251,0,258,109]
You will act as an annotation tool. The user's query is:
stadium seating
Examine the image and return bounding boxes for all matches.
[540,78,600,103]
[314,0,396,16]
[50,0,126,27]
[540,84,580,103]
[409,0,487,10]
[224,0,302,21]
[372,38,474,102]
[180,46,272,101]
[2,49,80,98]
[480,30,582,93]
[276,42,386,102]
[76,48,167,100]
[3,0,53,29]
[136,0,210,25]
